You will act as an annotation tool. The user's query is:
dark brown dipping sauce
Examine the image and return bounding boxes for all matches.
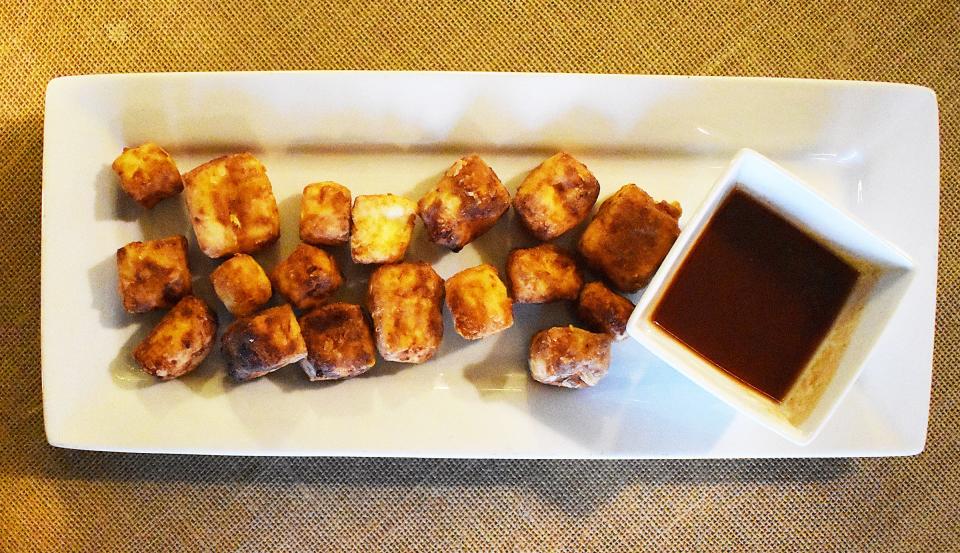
[652,188,858,402]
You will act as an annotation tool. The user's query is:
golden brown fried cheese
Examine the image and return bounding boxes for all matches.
[271,243,343,311]
[221,304,307,382]
[300,182,351,246]
[133,296,218,380]
[367,262,444,363]
[182,153,280,258]
[506,243,583,304]
[578,184,681,293]
[116,235,192,313]
[210,254,272,317]
[528,326,612,388]
[417,155,510,251]
[577,281,635,341]
[350,194,417,264]
[351,194,417,264]
[513,152,600,240]
[299,303,376,381]
[445,264,514,340]
[111,143,184,209]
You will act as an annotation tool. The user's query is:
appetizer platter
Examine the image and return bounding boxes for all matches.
[41,72,938,457]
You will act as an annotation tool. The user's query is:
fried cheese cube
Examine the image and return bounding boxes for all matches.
[221,304,307,382]
[444,264,513,340]
[578,184,681,293]
[528,326,612,388]
[367,262,444,363]
[577,281,635,341]
[210,254,272,317]
[133,296,218,380]
[513,152,600,240]
[506,244,583,304]
[299,303,376,381]
[116,235,192,313]
[182,153,280,258]
[111,143,184,208]
[350,194,417,264]
[417,155,510,251]
[300,182,351,246]
[271,243,343,311]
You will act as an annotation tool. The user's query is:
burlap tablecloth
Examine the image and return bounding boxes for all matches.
[3,1,957,550]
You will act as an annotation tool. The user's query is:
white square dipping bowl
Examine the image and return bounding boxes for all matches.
[627,148,915,445]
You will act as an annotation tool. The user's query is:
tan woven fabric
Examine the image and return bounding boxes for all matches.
[2,0,958,550]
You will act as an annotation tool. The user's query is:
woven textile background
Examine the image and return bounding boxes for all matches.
[2,1,958,550]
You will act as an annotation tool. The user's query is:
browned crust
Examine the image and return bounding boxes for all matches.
[512,152,600,240]
[576,281,635,340]
[209,253,272,317]
[300,182,352,246]
[367,262,444,363]
[132,296,218,380]
[417,154,510,251]
[182,153,281,258]
[528,326,612,388]
[444,263,514,340]
[299,303,376,380]
[506,243,583,304]
[578,184,681,293]
[111,143,184,209]
[116,235,192,313]
[221,304,307,381]
[271,243,343,311]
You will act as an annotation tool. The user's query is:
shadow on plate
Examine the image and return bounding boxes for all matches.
[461,298,737,459]
[93,163,141,222]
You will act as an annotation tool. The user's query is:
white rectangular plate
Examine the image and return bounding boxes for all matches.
[42,72,939,458]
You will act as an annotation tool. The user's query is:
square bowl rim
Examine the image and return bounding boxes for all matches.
[626,147,915,445]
